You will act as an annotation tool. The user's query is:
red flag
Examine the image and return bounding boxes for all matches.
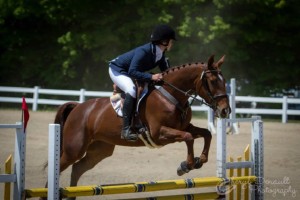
[22,97,30,133]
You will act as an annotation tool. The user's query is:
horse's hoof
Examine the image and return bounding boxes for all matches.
[177,157,203,176]
[177,161,190,176]
[194,157,203,169]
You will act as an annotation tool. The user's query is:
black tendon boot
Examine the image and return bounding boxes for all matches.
[121,93,138,141]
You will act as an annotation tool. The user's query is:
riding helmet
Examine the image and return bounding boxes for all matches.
[150,24,176,42]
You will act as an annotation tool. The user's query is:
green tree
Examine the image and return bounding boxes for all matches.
[210,0,300,95]
[162,0,300,95]
[1,0,299,96]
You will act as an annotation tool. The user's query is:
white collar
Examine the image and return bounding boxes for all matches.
[155,45,163,62]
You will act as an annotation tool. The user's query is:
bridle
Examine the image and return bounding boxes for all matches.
[161,69,228,110]
[200,69,228,109]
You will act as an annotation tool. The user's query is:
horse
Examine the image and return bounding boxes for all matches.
[44,55,230,199]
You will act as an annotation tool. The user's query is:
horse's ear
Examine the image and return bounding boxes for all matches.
[216,55,225,68]
[207,55,215,69]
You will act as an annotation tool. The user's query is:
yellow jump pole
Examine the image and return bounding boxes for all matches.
[61,176,256,198]
[4,154,12,200]
[25,188,48,198]
[228,156,234,200]
[25,176,256,198]
[130,192,220,200]
[236,156,242,200]
[244,144,250,200]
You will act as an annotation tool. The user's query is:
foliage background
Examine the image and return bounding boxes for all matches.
[0,0,299,96]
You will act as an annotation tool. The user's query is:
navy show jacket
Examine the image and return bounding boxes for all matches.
[109,43,168,81]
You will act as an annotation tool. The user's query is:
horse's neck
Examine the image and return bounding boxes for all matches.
[162,63,202,104]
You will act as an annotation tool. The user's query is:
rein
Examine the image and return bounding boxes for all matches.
[161,80,212,108]
[160,69,228,109]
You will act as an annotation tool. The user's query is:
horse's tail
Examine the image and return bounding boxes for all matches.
[54,102,79,156]
[43,102,79,171]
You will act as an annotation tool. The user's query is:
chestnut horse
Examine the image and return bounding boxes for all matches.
[49,55,230,198]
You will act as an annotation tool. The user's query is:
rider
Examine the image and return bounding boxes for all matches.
[108,24,176,141]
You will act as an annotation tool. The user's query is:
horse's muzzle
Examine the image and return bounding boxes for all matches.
[216,106,231,118]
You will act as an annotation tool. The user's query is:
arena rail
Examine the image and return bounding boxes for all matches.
[22,116,264,200]
[1,79,300,124]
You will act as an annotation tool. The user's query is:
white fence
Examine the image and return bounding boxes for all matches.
[0,78,300,124]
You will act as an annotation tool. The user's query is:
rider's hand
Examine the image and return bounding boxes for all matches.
[151,73,163,82]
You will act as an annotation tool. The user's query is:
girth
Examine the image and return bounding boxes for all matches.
[156,86,190,120]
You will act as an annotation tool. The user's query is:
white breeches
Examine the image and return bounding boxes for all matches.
[109,67,136,98]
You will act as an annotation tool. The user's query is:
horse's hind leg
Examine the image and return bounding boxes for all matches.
[70,141,115,187]
[39,141,85,200]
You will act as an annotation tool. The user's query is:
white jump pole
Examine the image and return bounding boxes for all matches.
[251,118,264,200]
[229,78,239,134]
[14,122,26,200]
[48,124,60,200]
[0,122,25,200]
[208,108,216,134]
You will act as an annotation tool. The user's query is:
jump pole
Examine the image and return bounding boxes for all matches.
[48,124,60,200]
[26,176,256,198]
[4,154,12,200]
[25,124,61,199]
[228,78,239,134]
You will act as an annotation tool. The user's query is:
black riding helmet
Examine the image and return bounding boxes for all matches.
[150,24,176,44]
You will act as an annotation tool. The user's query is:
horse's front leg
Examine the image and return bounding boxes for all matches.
[158,126,195,176]
[176,139,197,176]
[186,123,212,165]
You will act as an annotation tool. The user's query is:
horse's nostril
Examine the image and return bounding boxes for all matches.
[221,109,226,116]
[221,107,231,117]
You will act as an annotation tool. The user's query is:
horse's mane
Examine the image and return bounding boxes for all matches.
[162,62,205,76]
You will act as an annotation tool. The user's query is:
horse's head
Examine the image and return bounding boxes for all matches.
[196,55,231,118]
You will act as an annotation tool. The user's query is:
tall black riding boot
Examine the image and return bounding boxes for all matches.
[121,93,138,141]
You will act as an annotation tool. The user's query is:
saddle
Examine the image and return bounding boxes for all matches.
[110,82,149,133]
[110,81,148,116]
